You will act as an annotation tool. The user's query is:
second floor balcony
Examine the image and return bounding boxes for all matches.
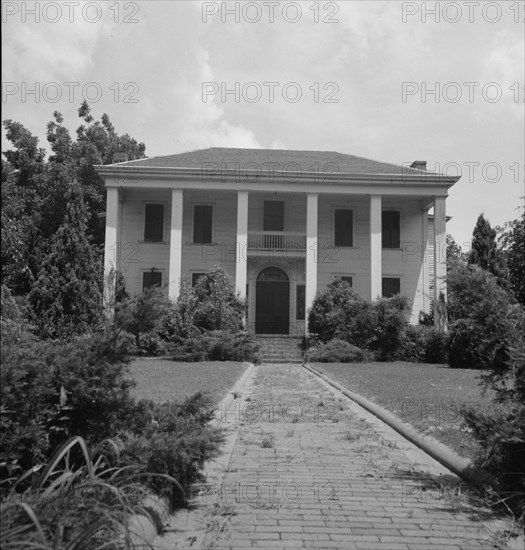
[247,232,306,253]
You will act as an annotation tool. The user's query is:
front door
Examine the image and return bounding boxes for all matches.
[255,267,290,334]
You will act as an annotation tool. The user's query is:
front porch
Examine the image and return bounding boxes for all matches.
[99,150,457,333]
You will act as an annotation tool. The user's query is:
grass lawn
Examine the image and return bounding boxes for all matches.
[129,358,249,405]
[309,362,496,460]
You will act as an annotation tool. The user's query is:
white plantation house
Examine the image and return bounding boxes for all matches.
[96,148,459,336]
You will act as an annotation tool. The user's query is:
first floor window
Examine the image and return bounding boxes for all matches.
[296,284,305,320]
[382,277,400,298]
[192,273,206,287]
[334,209,353,247]
[332,275,353,287]
[144,204,164,242]
[194,205,213,243]
[143,271,162,291]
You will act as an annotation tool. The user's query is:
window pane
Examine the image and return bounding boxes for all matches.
[335,210,353,247]
[296,284,305,320]
[382,277,400,298]
[264,201,284,231]
[192,273,206,287]
[341,276,353,286]
[194,205,213,243]
[382,211,400,248]
[144,204,164,242]
[143,271,162,290]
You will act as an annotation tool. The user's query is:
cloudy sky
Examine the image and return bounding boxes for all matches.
[2,0,524,246]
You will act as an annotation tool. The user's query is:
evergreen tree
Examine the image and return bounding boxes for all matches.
[499,209,525,305]
[28,181,102,339]
[2,104,146,295]
[468,213,507,283]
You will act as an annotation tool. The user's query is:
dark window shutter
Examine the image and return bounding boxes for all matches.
[144,204,164,242]
[143,271,162,291]
[264,201,284,231]
[382,211,400,248]
[382,277,400,298]
[296,284,306,320]
[334,210,353,247]
[194,205,213,243]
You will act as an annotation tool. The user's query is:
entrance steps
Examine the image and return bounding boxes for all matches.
[255,336,304,364]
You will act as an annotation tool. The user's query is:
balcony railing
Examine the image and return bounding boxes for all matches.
[248,232,306,252]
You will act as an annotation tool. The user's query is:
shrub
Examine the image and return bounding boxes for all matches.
[192,266,245,333]
[0,329,136,489]
[306,339,367,363]
[450,259,525,519]
[422,327,448,363]
[116,392,223,497]
[160,278,199,344]
[308,279,375,348]
[447,261,521,370]
[137,331,167,356]
[462,400,525,520]
[403,325,448,364]
[169,331,260,363]
[169,335,209,362]
[205,331,260,363]
[115,287,171,346]
[370,295,410,361]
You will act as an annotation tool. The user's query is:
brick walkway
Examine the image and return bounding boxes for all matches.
[195,364,520,550]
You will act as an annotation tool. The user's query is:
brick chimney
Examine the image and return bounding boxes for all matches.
[410,160,427,171]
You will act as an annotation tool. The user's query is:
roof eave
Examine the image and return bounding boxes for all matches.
[94,165,460,186]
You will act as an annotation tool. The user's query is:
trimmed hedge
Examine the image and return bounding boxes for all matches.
[306,339,368,363]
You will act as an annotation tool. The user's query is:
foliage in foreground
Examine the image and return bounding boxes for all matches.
[461,342,525,521]
[1,303,224,502]
[1,436,182,549]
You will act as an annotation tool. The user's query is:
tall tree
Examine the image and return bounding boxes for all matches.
[446,233,465,264]
[48,102,146,246]
[28,181,103,339]
[468,213,508,283]
[2,104,146,296]
[499,209,525,305]
[1,124,47,293]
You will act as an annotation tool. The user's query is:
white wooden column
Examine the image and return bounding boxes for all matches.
[169,189,183,300]
[370,195,382,300]
[235,191,249,298]
[434,196,447,326]
[305,193,318,334]
[421,208,430,312]
[103,187,120,316]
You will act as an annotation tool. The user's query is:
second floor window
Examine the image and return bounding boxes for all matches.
[382,211,400,248]
[194,205,213,243]
[264,201,284,231]
[334,209,353,247]
[144,204,164,242]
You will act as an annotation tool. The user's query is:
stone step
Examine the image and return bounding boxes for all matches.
[256,336,304,363]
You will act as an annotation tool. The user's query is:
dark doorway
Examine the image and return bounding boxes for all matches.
[255,267,290,334]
